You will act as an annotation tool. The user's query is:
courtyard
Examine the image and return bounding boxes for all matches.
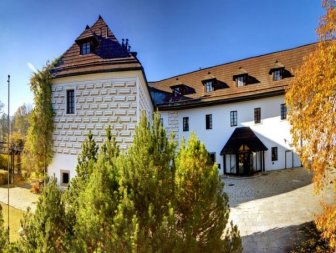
[225,167,334,253]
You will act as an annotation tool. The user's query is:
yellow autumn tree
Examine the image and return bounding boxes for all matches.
[285,0,336,249]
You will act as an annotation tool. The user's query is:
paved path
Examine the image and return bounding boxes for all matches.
[0,184,38,212]
[225,168,334,253]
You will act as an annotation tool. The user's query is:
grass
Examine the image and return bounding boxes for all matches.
[1,203,25,242]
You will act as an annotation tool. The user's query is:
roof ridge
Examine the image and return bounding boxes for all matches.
[152,42,317,83]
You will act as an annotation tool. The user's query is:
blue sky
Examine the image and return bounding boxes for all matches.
[0,0,324,115]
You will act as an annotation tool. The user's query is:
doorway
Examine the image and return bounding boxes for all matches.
[238,152,251,176]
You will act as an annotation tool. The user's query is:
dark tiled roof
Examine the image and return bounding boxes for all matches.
[52,16,142,78]
[220,127,268,155]
[149,43,316,109]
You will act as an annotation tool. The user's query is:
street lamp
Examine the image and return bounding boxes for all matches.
[6,74,10,243]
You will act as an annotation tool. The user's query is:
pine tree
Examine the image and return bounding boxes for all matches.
[63,130,99,241]
[118,112,177,251]
[74,127,120,252]
[174,133,242,252]
[19,178,70,253]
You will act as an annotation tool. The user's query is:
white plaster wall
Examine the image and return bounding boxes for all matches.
[160,95,301,175]
[48,153,77,185]
[137,77,154,121]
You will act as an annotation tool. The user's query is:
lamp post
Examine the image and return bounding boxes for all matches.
[7,74,10,243]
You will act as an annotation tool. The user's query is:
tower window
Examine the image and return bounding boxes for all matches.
[66,89,75,114]
[81,42,91,55]
[61,170,70,185]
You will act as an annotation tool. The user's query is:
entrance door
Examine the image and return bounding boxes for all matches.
[238,152,251,176]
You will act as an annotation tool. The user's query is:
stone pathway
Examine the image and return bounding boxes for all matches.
[0,184,38,212]
[224,168,334,253]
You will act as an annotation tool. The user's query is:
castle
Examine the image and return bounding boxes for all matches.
[48,16,315,185]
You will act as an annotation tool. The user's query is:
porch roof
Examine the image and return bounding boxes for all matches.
[220,127,268,155]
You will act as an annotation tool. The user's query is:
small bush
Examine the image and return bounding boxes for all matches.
[30,181,43,194]
[0,170,8,185]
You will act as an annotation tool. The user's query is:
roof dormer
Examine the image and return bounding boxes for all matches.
[233,67,248,87]
[171,84,187,97]
[75,25,98,55]
[269,61,285,81]
[201,72,229,93]
[202,73,216,93]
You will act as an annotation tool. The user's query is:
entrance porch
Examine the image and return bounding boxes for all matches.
[221,127,268,176]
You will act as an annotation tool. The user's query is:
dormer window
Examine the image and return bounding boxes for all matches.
[269,61,285,81]
[233,68,248,87]
[81,42,91,55]
[173,87,182,97]
[236,75,246,87]
[205,81,214,92]
[171,83,189,98]
[273,69,283,81]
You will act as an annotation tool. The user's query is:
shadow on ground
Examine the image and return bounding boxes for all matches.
[242,222,310,253]
[224,168,313,207]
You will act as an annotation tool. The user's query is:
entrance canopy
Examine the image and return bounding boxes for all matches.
[220,127,268,155]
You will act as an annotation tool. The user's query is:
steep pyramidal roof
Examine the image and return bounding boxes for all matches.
[52,16,142,78]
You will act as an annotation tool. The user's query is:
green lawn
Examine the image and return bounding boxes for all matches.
[1,203,25,242]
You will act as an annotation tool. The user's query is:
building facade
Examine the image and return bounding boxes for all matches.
[48,16,315,184]
[48,17,153,185]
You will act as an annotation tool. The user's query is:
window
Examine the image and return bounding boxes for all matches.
[183,117,189,132]
[173,87,183,97]
[61,171,70,185]
[281,104,287,120]
[81,42,91,55]
[66,89,75,114]
[205,81,214,92]
[230,111,237,127]
[236,75,246,87]
[206,114,212,130]
[254,107,261,124]
[273,69,282,81]
[271,147,278,161]
[209,152,216,164]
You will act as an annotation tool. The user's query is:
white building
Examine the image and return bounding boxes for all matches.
[48,16,315,184]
